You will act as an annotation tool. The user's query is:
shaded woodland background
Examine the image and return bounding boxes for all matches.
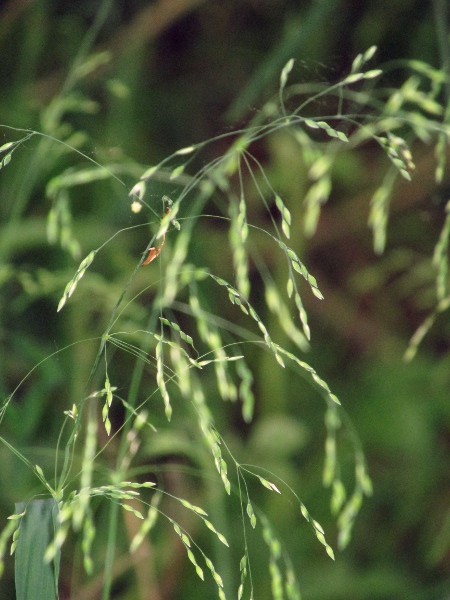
[0,1,449,599]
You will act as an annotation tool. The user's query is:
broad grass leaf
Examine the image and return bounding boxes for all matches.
[15,499,59,600]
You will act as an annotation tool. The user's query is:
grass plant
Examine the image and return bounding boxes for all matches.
[1,5,450,599]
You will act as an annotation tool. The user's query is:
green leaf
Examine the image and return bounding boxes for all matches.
[15,499,60,600]
[46,166,113,198]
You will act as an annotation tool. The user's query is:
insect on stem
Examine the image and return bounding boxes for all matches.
[142,208,170,266]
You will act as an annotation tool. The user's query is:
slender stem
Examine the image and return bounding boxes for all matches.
[101,189,211,598]
[434,0,450,105]
[101,500,120,600]
[58,249,153,489]
[60,0,115,97]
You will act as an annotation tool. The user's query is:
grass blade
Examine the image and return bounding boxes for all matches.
[15,499,59,600]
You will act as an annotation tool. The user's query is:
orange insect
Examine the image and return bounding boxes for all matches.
[142,208,170,266]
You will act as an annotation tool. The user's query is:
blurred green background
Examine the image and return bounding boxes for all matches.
[0,1,449,599]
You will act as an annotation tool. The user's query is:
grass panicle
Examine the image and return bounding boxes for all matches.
[1,39,449,599]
